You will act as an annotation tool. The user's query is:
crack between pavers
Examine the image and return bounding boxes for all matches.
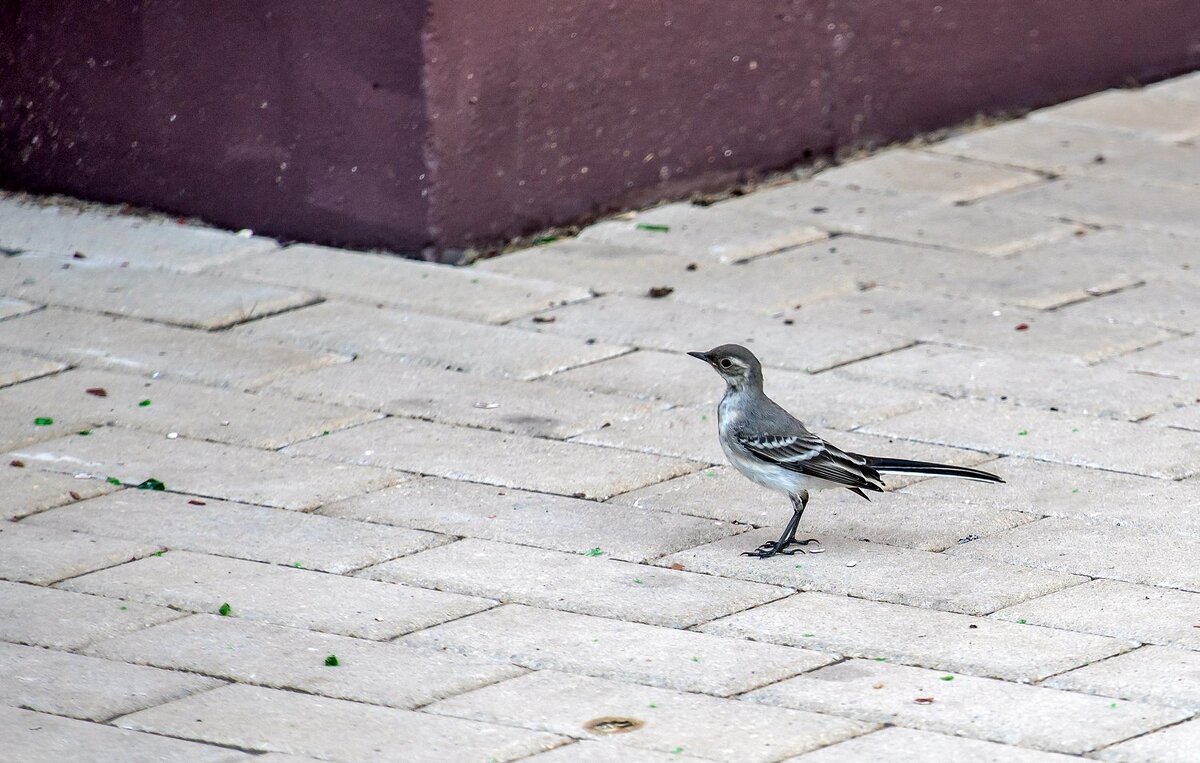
[1042,279,1149,313]
[1029,642,1148,687]
[1083,712,1199,757]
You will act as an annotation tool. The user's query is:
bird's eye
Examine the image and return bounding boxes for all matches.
[719,358,732,369]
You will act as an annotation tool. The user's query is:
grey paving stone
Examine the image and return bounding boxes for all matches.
[1113,334,1200,380]
[0,196,276,272]
[902,457,1200,538]
[0,641,222,721]
[863,398,1200,479]
[9,427,401,511]
[814,149,1041,202]
[115,683,566,762]
[0,467,121,521]
[0,255,317,329]
[285,417,698,500]
[786,726,1084,763]
[1043,645,1200,711]
[840,343,1197,420]
[1149,70,1200,101]
[662,530,1084,616]
[1150,403,1200,432]
[1093,718,1200,763]
[1029,88,1200,141]
[699,591,1132,683]
[0,523,159,585]
[548,349,739,405]
[0,307,346,389]
[0,296,37,320]
[60,550,494,640]
[0,405,89,453]
[0,580,183,650]
[426,670,874,763]
[744,659,1187,755]
[524,740,711,762]
[513,295,912,373]
[0,348,64,388]
[1001,176,1200,236]
[231,299,629,381]
[717,180,937,236]
[319,477,734,563]
[361,538,788,628]
[992,579,1200,651]
[808,290,1172,363]
[216,243,590,323]
[948,517,1200,591]
[571,404,724,464]
[577,201,827,263]
[265,354,663,440]
[0,704,251,763]
[400,603,833,696]
[867,202,1081,257]
[1060,281,1200,333]
[86,614,524,709]
[27,490,444,574]
[0,368,382,449]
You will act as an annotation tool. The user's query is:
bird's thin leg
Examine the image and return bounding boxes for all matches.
[743,491,819,558]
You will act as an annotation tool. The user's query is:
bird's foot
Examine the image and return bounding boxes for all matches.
[741,537,822,559]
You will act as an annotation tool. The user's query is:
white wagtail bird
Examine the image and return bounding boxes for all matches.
[688,344,1003,558]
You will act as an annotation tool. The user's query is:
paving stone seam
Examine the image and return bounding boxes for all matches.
[17,706,262,758]
[912,146,1064,184]
[521,346,639,382]
[0,302,46,325]
[204,294,331,334]
[8,532,165,586]
[1028,644,1151,691]
[0,360,74,391]
[1084,713,1200,757]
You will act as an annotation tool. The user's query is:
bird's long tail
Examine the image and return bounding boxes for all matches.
[864,457,1004,484]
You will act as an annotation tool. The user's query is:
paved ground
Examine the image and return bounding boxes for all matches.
[2,72,1200,762]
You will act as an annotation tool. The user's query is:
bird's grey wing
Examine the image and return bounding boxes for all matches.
[735,430,884,490]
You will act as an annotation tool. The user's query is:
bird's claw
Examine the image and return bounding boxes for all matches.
[741,538,822,559]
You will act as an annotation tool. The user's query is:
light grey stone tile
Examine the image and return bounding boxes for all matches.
[0,368,381,449]
[699,591,1133,682]
[8,427,401,511]
[115,683,566,762]
[992,579,1200,651]
[1028,89,1200,141]
[512,295,912,373]
[524,740,712,762]
[285,417,698,501]
[814,149,1041,202]
[662,530,1084,616]
[0,296,38,320]
[0,641,222,721]
[0,348,64,388]
[1149,403,1200,432]
[1113,334,1200,380]
[1001,176,1200,236]
[0,307,346,389]
[86,614,523,709]
[577,201,827,263]
[0,580,184,650]
[230,300,628,380]
[217,243,590,323]
[265,354,664,440]
[0,523,159,585]
[361,538,788,629]
[744,659,1187,755]
[0,256,317,329]
[400,603,833,696]
[1093,718,1200,763]
[948,517,1200,591]
[27,489,444,574]
[0,704,251,763]
[548,349,736,405]
[863,398,1200,479]
[0,406,90,453]
[869,202,1081,257]
[1043,645,1200,711]
[716,180,936,236]
[1149,70,1200,101]
[59,550,493,640]
[426,670,874,762]
[1058,281,1200,333]
[0,467,121,521]
[319,477,735,563]
[786,726,1084,763]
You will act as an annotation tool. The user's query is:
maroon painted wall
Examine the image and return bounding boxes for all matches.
[3,1,1200,258]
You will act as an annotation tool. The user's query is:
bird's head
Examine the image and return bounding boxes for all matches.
[687,343,763,390]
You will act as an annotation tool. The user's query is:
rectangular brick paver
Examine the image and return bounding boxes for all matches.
[1002,176,1200,237]
[0,467,121,521]
[426,670,874,763]
[699,591,1132,683]
[60,551,494,640]
[1028,89,1200,141]
[115,683,566,763]
[1043,645,1200,711]
[319,477,735,563]
[789,726,1084,763]
[0,641,222,721]
[286,417,698,500]
[9,427,401,511]
[0,348,64,388]
[1113,334,1200,381]
[27,489,445,574]
[400,603,834,696]
[87,614,524,709]
[0,296,37,320]
[744,659,1188,755]
[0,580,184,650]
[814,149,1041,202]
[0,523,159,585]
[361,538,789,628]
[1093,718,1200,763]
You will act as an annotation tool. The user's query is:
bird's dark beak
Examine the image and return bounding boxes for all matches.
[687,351,711,363]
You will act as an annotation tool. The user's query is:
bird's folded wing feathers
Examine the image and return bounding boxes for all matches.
[736,431,884,489]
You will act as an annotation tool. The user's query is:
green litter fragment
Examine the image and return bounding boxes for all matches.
[138,399,151,407]
[33,417,53,426]
[633,578,643,584]
[106,477,121,486]
[77,430,92,436]
[293,562,304,568]
[705,470,716,477]
[700,414,708,421]
[636,223,671,232]
[874,657,887,662]
[534,235,559,245]
[1017,618,1027,624]
[691,656,699,663]
[137,478,166,491]
[802,632,815,638]
[119,606,128,611]
[940,675,954,681]
[1071,427,1080,432]
[671,747,683,755]
[1017,430,1028,436]
[321,430,331,436]
[1110,702,1117,709]
[648,703,657,708]
[584,548,604,557]
[1071,488,1080,493]
[325,654,340,667]
[153,551,165,557]
[218,603,232,617]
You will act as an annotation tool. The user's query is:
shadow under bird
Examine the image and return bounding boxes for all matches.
[689,344,1003,558]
